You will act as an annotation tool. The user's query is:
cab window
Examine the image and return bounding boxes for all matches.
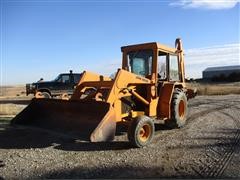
[74,74,81,83]
[127,49,153,77]
[158,52,167,80]
[61,75,70,83]
[169,55,180,81]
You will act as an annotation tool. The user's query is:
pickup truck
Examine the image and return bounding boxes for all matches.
[26,71,82,98]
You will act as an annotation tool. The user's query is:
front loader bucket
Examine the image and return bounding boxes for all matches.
[11,99,116,142]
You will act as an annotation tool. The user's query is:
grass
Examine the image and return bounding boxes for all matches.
[187,82,240,96]
[0,117,12,124]
[0,82,239,117]
[0,104,26,117]
[0,85,26,97]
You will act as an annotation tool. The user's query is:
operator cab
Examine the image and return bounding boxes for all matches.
[121,41,183,83]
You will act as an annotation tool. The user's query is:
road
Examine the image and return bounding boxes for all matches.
[0,95,239,179]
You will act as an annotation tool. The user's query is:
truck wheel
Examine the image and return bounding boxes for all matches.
[35,91,51,99]
[42,92,51,98]
[127,116,155,148]
[168,88,188,128]
[61,93,69,100]
[84,88,97,96]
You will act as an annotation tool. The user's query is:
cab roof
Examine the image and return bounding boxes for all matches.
[121,42,177,54]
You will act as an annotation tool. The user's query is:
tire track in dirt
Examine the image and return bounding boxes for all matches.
[207,107,240,178]
[186,104,234,128]
[154,98,239,178]
[190,105,240,178]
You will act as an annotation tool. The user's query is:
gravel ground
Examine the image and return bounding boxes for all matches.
[0,95,239,179]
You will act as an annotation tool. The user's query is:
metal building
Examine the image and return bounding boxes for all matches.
[202,65,240,79]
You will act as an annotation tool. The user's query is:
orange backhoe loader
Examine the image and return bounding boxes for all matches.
[12,38,196,147]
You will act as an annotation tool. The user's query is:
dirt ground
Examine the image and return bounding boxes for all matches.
[0,94,239,179]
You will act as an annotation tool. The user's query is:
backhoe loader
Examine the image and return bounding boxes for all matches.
[12,38,196,147]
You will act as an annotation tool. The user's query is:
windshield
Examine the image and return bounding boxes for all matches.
[53,75,61,82]
[127,49,153,76]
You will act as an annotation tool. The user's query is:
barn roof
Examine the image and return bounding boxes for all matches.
[203,65,240,72]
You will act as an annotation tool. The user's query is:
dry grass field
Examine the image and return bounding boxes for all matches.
[0,82,239,117]
[0,86,32,117]
[187,82,240,96]
[1,82,239,98]
[0,85,27,98]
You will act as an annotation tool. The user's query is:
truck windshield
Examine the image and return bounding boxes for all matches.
[127,49,153,77]
[53,75,61,82]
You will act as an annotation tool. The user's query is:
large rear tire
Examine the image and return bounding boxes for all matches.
[128,116,155,148]
[168,88,188,128]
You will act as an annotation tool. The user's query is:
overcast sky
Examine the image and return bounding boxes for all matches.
[0,0,239,85]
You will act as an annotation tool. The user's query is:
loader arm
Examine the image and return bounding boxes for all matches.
[71,71,113,100]
[105,69,153,122]
[74,69,153,141]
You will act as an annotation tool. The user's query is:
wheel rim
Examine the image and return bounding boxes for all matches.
[35,92,44,99]
[43,93,50,98]
[138,124,151,142]
[179,99,185,119]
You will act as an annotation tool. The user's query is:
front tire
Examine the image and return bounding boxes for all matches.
[128,116,155,148]
[61,93,69,100]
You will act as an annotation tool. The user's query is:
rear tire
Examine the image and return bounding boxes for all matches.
[128,116,155,148]
[168,88,188,128]
[41,92,51,98]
